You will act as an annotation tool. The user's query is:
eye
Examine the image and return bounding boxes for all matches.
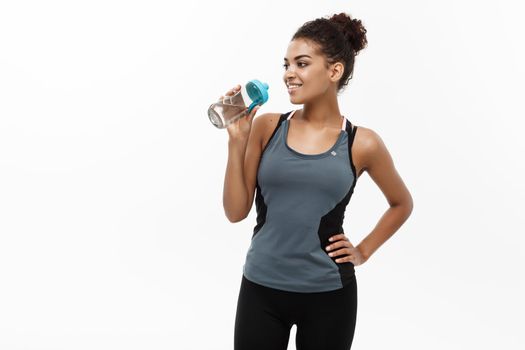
[282,62,307,70]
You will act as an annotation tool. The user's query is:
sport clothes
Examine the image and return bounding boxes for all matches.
[242,110,359,293]
[234,273,358,350]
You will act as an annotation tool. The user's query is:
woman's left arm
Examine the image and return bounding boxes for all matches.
[355,128,414,261]
[326,127,414,265]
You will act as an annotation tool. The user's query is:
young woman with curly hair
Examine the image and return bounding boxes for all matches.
[222,12,414,350]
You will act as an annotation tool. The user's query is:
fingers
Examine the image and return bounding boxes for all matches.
[246,105,260,122]
[327,247,356,264]
[250,105,260,116]
[226,84,241,96]
[328,246,359,264]
[328,233,346,242]
[325,233,358,264]
[326,247,351,258]
[334,255,354,264]
[328,233,350,243]
[219,84,241,100]
[326,241,351,252]
[326,235,353,251]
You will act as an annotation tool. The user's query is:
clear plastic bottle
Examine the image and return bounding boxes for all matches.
[207,79,269,129]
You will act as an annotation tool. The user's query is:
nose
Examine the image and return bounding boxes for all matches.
[284,68,296,81]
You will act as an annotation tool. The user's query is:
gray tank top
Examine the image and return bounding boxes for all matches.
[242,109,359,292]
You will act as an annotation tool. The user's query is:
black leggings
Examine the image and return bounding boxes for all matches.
[234,274,358,350]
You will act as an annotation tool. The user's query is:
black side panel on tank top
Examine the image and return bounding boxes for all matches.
[252,113,290,238]
[316,119,359,287]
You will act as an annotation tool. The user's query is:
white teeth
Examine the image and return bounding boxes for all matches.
[288,84,302,88]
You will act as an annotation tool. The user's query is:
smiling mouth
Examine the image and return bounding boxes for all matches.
[287,84,302,93]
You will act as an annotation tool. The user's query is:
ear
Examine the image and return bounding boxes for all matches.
[329,62,344,82]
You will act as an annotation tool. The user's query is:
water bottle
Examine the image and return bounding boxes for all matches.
[207,79,269,129]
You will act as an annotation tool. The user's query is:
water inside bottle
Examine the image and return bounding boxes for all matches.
[208,90,249,128]
[209,102,247,126]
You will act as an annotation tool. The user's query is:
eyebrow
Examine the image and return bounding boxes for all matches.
[283,55,312,61]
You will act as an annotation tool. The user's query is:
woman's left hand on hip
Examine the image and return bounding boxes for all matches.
[326,233,367,266]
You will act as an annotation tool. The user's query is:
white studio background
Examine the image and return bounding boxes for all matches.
[0,0,524,349]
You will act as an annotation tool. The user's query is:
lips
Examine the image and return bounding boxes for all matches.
[287,83,302,93]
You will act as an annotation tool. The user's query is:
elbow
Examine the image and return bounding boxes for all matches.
[227,215,246,223]
[223,201,250,223]
[407,193,414,214]
[391,195,414,217]
[402,195,414,218]
[225,210,248,223]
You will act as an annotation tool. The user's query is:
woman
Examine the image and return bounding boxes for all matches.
[222,12,414,350]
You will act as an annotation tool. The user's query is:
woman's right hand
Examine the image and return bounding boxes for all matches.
[222,84,260,144]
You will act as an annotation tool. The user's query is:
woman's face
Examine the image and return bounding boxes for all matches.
[282,38,341,104]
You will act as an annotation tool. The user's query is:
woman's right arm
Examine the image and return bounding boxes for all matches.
[223,111,267,223]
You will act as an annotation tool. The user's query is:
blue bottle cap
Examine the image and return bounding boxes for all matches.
[246,79,269,112]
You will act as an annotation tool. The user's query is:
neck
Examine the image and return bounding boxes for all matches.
[298,92,342,128]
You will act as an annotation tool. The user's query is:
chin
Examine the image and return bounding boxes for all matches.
[288,95,306,105]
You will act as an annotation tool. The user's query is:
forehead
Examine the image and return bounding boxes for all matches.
[284,39,320,60]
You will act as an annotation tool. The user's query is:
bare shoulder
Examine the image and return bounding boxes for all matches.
[252,112,283,150]
[352,124,390,175]
[353,125,384,152]
[352,124,413,209]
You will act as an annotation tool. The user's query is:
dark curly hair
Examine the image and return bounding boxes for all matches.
[291,12,368,93]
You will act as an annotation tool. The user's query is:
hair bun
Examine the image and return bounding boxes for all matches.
[328,12,368,54]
